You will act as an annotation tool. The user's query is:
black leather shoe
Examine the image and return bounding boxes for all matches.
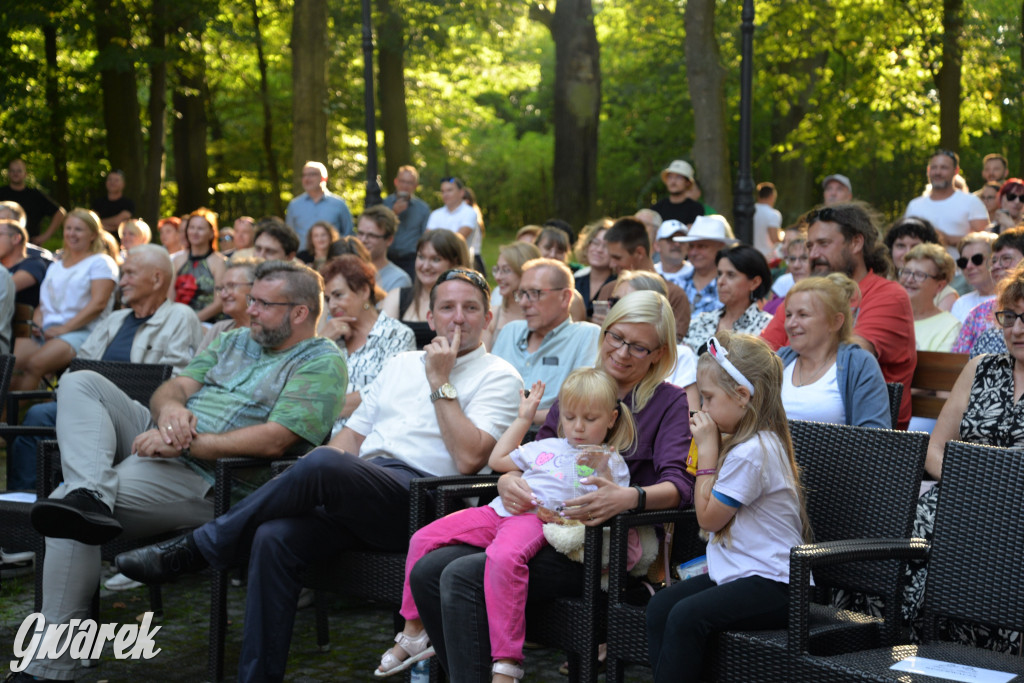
[116,534,209,584]
[30,488,123,545]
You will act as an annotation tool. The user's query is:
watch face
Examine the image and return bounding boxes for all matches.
[442,383,457,398]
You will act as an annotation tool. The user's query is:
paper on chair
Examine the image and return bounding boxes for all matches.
[0,492,36,503]
[891,656,1017,683]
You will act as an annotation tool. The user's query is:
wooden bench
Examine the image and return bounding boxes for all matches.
[910,351,969,419]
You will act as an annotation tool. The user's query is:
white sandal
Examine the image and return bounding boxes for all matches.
[374,630,434,677]
[492,661,525,681]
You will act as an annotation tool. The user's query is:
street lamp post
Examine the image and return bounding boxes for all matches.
[361,0,382,207]
[733,0,755,244]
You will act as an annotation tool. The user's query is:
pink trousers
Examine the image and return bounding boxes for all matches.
[400,505,545,662]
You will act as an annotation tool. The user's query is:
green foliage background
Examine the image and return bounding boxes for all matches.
[1,0,1022,239]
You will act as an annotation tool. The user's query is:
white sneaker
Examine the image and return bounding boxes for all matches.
[104,571,144,591]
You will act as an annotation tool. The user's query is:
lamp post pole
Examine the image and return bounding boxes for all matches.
[733,0,755,244]
[361,0,382,207]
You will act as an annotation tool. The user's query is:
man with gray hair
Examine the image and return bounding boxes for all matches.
[492,258,600,423]
[23,260,346,682]
[6,244,203,491]
[285,160,354,245]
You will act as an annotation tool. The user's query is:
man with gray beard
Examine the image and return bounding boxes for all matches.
[22,260,346,683]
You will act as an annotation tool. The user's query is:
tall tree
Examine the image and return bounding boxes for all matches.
[376,0,410,191]
[684,0,732,222]
[43,21,68,207]
[291,0,328,193]
[250,0,283,216]
[531,0,601,229]
[93,0,145,203]
[938,0,964,151]
[172,30,210,213]
[141,0,169,224]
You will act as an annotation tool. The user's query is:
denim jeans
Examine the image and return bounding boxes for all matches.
[7,401,58,491]
[409,544,584,682]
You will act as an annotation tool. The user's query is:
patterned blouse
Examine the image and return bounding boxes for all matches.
[683,302,773,353]
[175,252,217,314]
[331,312,415,434]
[951,298,996,354]
[960,353,1024,447]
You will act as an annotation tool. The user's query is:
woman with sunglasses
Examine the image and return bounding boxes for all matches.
[950,232,998,322]
[994,178,1024,232]
[905,261,1024,650]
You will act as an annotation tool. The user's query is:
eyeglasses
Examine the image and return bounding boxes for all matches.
[492,265,513,277]
[434,268,490,297]
[994,310,1024,328]
[956,253,986,269]
[993,253,1022,268]
[216,281,254,294]
[1003,192,1024,203]
[246,295,300,312]
[897,268,940,284]
[356,230,387,241]
[513,288,565,303]
[604,330,656,358]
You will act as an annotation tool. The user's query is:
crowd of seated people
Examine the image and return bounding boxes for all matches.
[6,148,1024,683]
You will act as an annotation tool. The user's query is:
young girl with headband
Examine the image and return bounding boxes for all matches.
[376,367,637,682]
[645,331,810,682]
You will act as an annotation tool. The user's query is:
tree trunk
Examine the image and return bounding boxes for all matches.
[685,0,732,223]
[250,0,283,216]
[291,0,328,194]
[172,39,209,214]
[1019,1,1024,174]
[43,23,69,208]
[937,0,963,152]
[141,0,168,225]
[376,0,410,191]
[770,52,826,225]
[533,0,600,230]
[93,0,145,205]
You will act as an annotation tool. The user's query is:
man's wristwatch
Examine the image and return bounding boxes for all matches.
[429,382,458,403]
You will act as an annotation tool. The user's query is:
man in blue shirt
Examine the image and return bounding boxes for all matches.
[285,161,354,246]
[492,258,600,424]
[384,165,431,279]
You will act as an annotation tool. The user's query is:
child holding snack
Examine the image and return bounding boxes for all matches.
[376,367,636,682]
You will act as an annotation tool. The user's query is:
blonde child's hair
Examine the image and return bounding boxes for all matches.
[556,367,637,455]
[695,331,811,545]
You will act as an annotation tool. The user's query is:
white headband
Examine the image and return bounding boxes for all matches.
[707,336,755,395]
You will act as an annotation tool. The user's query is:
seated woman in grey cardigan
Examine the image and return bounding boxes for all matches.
[776,273,891,428]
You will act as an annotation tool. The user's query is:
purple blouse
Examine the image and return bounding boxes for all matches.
[538,381,694,507]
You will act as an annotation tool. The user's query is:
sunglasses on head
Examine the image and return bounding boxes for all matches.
[433,268,489,296]
[956,253,986,269]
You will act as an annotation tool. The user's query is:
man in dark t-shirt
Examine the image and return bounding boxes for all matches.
[0,158,65,242]
[651,159,705,226]
[91,170,135,233]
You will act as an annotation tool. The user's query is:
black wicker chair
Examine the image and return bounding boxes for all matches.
[885,382,903,429]
[605,420,928,682]
[789,440,1024,681]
